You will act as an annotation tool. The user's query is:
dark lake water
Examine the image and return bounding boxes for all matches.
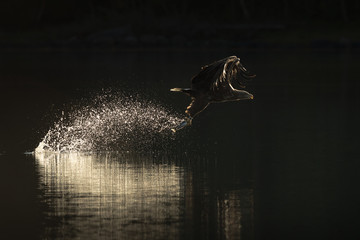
[0,49,359,239]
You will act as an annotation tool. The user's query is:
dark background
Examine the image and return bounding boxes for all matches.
[0,0,360,48]
[1,1,360,240]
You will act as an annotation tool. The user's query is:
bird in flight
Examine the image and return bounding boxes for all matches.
[170,56,255,132]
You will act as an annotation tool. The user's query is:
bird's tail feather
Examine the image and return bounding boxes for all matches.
[170,88,193,95]
[170,88,183,92]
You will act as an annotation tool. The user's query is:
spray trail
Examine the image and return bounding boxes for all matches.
[35,93,183,153]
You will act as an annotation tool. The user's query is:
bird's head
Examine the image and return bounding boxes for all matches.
[235,90,254,100]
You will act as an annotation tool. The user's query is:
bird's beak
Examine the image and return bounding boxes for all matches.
[249,94,254,100]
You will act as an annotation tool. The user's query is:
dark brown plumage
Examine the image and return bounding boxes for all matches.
[170,56,255,132]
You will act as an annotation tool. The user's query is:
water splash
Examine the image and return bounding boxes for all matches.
[35,93,183,153]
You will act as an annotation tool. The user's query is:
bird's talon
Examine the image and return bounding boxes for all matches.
[186,117,193,125]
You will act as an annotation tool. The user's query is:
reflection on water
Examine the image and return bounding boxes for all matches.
[36,152,183,239]
[34,152,254,239]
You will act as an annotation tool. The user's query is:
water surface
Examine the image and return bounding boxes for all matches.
[0,49,359,239]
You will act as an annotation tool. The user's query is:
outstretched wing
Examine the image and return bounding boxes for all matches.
[185,97,209,118]
[191,56,238,91]
[191,56,255,92]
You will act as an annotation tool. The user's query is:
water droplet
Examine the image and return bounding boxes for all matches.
[35,93,183,153]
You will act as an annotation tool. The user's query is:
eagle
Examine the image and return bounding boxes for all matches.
[170,56,255,132]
